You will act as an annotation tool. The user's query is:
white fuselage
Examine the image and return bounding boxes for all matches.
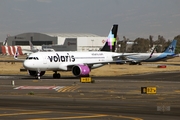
[23,51,120,71]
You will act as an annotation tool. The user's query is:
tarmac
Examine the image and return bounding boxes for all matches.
[0,72,179,120]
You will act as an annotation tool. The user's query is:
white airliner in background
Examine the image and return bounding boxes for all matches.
[119,40,177,65]
[29,40,55,52]
[22,40,55,55]
[15,24,127,79]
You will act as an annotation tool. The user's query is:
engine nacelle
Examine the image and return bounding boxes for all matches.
[28,70,45,77]
[72,65,90,77]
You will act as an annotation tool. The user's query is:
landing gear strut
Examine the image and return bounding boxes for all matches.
[53,71,61,79]
[37,70,41,80]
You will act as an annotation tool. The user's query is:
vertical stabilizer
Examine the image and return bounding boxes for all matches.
[164,40,177,53]
[29,40,34,51]
[101,24,118,52]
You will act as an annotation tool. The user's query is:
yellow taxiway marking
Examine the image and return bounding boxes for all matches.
[57,85,80,92]
[157,97,165,100]
[32,80,39,82]
[175,90,180,93]
[0,107,143,120]
[27,114,143,120]
[0,111,51,117]
[114,115,143,120]
[27,114,108,120]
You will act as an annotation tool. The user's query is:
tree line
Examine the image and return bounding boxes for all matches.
[117,35,180,54]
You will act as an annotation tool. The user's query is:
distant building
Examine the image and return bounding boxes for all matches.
[4,32,107,55]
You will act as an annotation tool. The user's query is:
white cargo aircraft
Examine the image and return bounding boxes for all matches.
[15,24,127,79]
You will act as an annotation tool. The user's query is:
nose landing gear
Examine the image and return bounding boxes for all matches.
[37,70,41,79]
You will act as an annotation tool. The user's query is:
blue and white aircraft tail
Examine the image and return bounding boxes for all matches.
[148,39,177,61]
[163,40,176,54]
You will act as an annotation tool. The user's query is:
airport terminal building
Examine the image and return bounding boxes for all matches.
[3,32,107,55]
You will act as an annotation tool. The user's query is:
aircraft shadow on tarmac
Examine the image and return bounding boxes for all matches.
[20,76,80,80]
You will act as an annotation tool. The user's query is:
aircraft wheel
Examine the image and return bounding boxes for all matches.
[53,73,61,79]
[57,73,61,78]
[53,73,56,78]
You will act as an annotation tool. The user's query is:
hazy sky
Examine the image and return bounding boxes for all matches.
[0,0,180,41]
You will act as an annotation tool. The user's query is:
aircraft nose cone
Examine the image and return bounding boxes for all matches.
[23,60,32,69]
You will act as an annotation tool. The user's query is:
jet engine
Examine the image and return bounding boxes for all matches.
[28,70,45,77]
[72,65,90,77]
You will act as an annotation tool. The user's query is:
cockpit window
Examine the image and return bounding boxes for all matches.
[26,57,39,60]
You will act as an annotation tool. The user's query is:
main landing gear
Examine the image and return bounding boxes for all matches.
[53,71,61,79]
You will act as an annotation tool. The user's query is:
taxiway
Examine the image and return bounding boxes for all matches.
[0,72,179,120]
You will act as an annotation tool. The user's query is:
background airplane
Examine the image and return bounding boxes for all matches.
[118,40,177,65]
[22,40,55,55]
[16,24,128,79]
[29,40,55,52]
[28,40,40,52]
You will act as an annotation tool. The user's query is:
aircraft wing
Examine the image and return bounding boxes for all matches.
[14,48,26,62]
[112,53,138,60]
[64,59,127,70]
[66,60,126,67]
[14,55,25,62]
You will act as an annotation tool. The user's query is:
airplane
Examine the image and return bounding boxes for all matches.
[20,40,40,55]
[15,24,128,79]
[119,39,177,65]
[27,40,40,52]
[29,40,55,52]
[22,40,55,55]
